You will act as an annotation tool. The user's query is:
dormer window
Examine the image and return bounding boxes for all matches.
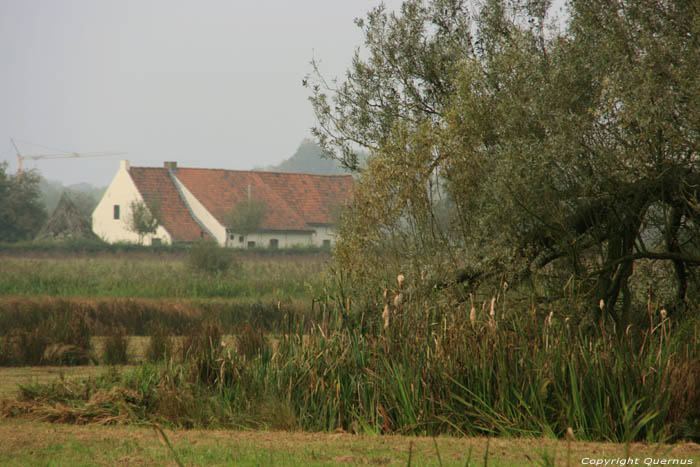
[113,205,120,220]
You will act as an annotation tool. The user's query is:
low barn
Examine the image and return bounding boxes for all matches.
[92,160,354,248]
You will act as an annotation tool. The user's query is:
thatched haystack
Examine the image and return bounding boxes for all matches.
[37,192,98,240]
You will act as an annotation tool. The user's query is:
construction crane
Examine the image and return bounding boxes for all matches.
[11,138,127,181]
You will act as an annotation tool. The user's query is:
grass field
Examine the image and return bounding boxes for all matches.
[2,418,698,466]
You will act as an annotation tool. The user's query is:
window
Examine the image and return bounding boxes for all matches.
[247,241,256,248]
[151,238,162,246]
[200,231,205,238]
[323,239,331,248]
[239,236,244,243]
[113,205,120,220]
[269,238,279,249]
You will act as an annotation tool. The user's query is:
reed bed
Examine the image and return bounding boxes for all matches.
[4,289,699,443]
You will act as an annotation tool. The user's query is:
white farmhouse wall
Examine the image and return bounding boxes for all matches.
[226,231,314,248]
[310,225,336,246]
[170,174,227,245]
[92,160,171,245]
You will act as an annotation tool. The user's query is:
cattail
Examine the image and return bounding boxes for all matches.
[470,306,477,328]
[489,296,496,319]
[393,293,403,308]
[566,427,575,441]
[660,307,667,320]
[382,304,390,329]
[397,274,405,290]
[599,299,605,310]
[383,289,389,301]
[545,311,553,327]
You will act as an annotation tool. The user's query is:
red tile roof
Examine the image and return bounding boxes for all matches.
[129,167,208,242]
[129,166,354,236]
[174,168,354,231]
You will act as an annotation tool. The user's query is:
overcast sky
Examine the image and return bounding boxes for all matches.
[0,0,403,187]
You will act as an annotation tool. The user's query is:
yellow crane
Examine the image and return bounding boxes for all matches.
[11,138,127,181]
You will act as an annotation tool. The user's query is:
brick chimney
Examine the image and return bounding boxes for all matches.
[164,161,177,171]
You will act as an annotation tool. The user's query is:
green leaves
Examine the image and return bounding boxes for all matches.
[0,163,48,242]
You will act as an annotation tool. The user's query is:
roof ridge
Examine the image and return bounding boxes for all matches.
[131,165,353,178]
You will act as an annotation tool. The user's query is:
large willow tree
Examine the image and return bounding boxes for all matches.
[307,0,700,325]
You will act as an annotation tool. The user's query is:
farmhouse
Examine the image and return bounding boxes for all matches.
[92,160,354,248]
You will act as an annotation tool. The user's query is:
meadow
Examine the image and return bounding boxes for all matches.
[0,246,699,465]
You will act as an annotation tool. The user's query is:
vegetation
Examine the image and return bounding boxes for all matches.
[186,239,240,275]
[2,288,698,441]
[0,163,47,242]
[228,198,267,237]
[127,199,160,244]
[308,0,700,328]
[0,253,324,299]
[259,138,352,174]
[1,0,699,457]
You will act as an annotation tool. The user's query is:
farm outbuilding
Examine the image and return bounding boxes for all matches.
[92,160,354,248]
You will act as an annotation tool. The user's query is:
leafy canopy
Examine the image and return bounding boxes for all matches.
[309,0,700,325]
[0,163,48,242]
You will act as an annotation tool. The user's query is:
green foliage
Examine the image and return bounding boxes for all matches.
[187,239,239,275]
[0,163,48,242]
[127,199,160,244]
[311,0,700,326]
[228,198,266,236]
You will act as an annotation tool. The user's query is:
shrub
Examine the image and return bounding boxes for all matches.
[102,326,130,364]
[187,239,238,275]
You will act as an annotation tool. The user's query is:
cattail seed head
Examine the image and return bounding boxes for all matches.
[470,306,477,327]
[566,427,575,441]
[382,304,390,329]
[546,311,553,327]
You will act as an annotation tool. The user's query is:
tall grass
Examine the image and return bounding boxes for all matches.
[6,290,699,442]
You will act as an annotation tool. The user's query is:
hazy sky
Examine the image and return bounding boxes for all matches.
[1,0,403,187]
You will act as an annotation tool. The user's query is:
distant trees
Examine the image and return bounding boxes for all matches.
[262,139,352,175]
[308,0,700,325]
[0,162,47,242]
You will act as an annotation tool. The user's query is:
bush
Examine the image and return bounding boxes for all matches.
[187,239,238,275]
[103,326,130,364]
